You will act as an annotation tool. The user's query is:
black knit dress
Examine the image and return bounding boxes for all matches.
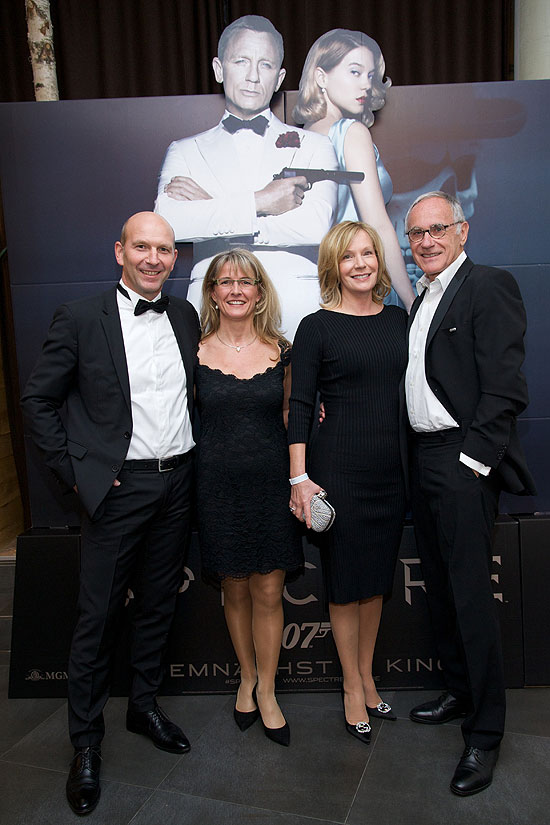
[288,307,407,604]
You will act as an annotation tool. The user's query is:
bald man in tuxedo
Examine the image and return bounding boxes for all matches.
[22,212,200,815]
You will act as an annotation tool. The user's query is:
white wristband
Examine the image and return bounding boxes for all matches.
[289,473,309,485]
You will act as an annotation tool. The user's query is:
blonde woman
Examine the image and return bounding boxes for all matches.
[288,221,407,743]
[294,29,414,311]
[196,249,302,747]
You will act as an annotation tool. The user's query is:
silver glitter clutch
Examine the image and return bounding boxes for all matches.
[308,490,336,532]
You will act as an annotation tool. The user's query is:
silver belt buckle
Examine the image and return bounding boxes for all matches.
[158,456,176,472]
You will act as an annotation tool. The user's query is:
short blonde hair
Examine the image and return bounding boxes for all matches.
[200,249,289,351]
[318,221,391,309]
[293,29,390,128]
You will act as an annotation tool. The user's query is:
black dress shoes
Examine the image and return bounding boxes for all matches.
[450,746,499,796]
[409,692,470,725]
[66,746,101,816]
[126,702,190,753]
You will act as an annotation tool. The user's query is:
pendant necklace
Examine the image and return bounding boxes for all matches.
[216,332,257,353]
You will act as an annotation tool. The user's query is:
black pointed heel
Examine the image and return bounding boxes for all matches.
[263,721,290,746]
[345,720,371,744]
[234,706,260,731]
[366,701,397,721]
[234,685,259,731]
[341,685,371,744]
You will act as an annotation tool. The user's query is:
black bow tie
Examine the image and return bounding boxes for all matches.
[118,284,170,315]
[222,114,269,136]
[134,296,170,316]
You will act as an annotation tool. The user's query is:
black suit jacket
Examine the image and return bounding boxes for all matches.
[408,256,536,496]
[21,287,200,518]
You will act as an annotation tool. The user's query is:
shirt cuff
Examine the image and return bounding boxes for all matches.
[459,452,491,476]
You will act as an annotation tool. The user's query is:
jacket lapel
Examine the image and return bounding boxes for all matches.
[196,123,246,193]
[425,257,472,349]
[166,303,195,415]
[261,115,300,176]
[100,288,131,412]
[407,290,424,334]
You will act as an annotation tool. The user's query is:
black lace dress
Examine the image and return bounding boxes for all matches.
[196,347,303,581]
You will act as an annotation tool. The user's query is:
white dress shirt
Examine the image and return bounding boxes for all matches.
[406,252,490,475]
[117,283,194,459]
[221,108,271,223]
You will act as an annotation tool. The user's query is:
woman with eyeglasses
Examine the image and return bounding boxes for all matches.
[195,248,302,747]
[293,29,415,311]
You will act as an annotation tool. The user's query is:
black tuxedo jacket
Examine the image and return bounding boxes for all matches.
[21,287,200,518]
[408,256,536,496]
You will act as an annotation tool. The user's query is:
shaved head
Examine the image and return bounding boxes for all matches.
[119,211,175,247]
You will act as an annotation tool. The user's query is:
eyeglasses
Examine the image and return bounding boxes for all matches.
[406,221,463,243]
[212,278,259,289]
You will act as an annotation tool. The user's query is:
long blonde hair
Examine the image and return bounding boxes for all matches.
[200,249,289,354]
[293,29,390,128]
[318,221,391,309]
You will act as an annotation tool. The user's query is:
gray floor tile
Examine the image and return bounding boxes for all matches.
[101,694,230,785]
[132,790,340,825]
[2,702,80,772]
[349,718,550,825]
[160,702,373,821]
[505,687,550,736]
[0,761,152,825]
[2,693,230,787]
[0,666,65,756]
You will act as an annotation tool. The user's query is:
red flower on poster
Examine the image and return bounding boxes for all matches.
[275,131,301,148]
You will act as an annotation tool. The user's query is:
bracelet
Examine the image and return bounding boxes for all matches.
[289,473,309,485]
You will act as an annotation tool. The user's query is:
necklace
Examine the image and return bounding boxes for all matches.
[216,332,257,353]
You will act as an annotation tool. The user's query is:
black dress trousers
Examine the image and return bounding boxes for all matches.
[409,429,505,751]
[68,458,193,748]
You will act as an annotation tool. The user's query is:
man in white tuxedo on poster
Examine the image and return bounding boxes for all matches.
[155,15,337,339]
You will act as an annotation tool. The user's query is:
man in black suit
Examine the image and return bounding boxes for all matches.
[404,192,535,796]
[21,211,200,816]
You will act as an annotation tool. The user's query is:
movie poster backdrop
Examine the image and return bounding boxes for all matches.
[1,82,548,523]
[2,79,549,695]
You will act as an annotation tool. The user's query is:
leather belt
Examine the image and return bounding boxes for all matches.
[410,427,462,443]
[122,452,193,472]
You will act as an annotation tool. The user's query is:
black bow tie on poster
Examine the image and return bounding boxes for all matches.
[117,284,170,316]
[222,114,269,136]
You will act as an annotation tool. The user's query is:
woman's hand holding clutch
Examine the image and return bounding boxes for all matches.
[289,478,322,529]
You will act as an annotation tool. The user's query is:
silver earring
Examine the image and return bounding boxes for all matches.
[320,87,326,94]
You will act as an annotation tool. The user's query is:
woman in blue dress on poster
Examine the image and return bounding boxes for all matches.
[294,29,415,310]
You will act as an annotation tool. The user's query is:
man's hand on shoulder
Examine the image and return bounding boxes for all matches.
[255,176,308,216]
[164,177,212,201]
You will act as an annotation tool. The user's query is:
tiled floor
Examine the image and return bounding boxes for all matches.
[1,557,549,825]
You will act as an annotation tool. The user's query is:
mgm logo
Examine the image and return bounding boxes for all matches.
[25,669,68,682]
